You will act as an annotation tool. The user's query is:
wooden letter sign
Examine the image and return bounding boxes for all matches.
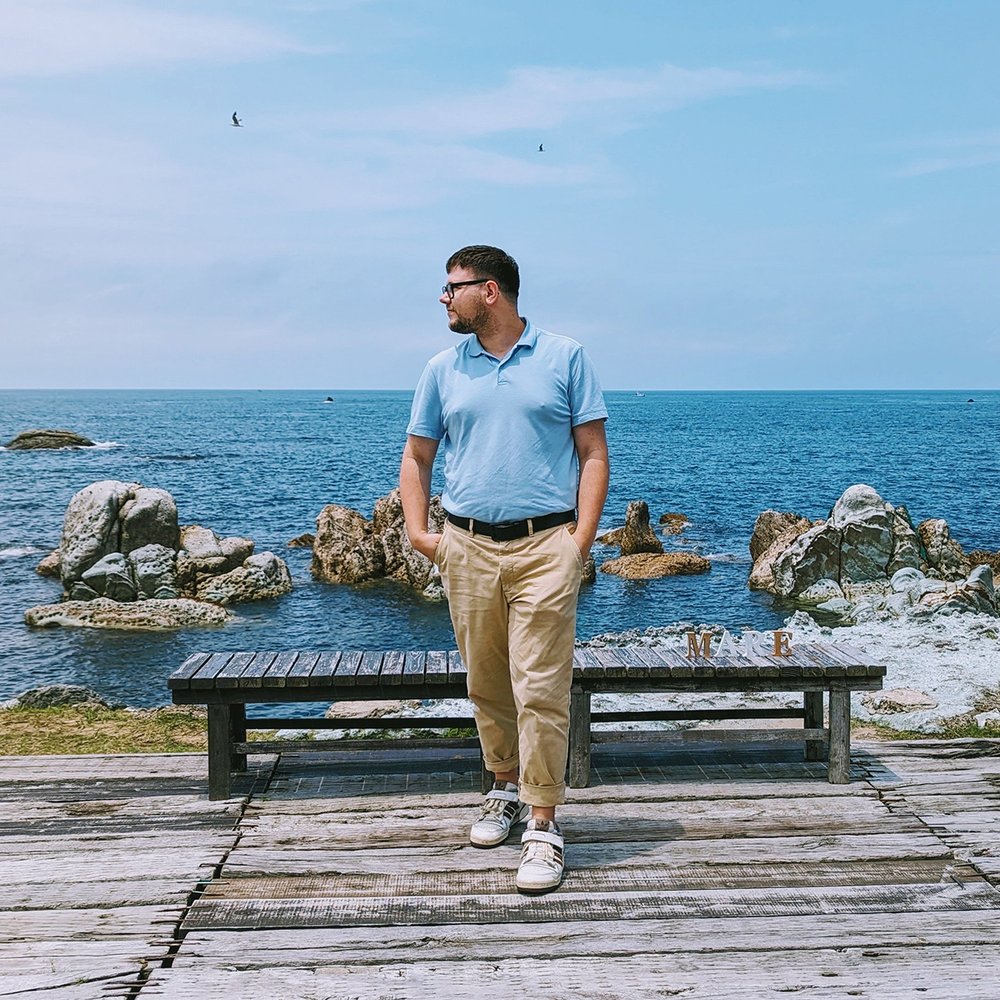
[686,631,712,659]
[772,630,792,657]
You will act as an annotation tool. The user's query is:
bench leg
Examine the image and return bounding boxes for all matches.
[230,704,247,773]
[804,691,826,761]
[568,686,591,788]
[827,689,851,784]
[207,704,233,800]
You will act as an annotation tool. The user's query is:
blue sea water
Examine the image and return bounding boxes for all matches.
[1,389,997,710]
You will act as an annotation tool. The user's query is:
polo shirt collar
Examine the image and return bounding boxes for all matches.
[467,318,536,358]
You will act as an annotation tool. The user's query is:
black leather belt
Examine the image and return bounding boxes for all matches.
[445,509,576,542]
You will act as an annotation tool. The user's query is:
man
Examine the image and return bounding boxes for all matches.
[399,245,609,893]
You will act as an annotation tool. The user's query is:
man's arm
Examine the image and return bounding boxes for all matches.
[571,419,609,560]
[399,434,441,561]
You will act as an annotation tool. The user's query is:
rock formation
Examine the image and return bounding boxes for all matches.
[25,598,230,630]
[311,488,596,596]
[600,552,711,580]
[311,489,447,597]
[748,484,997,622]
[658,512,690,534]
[27,479,291,629]
[596,501,709,579]
[3,429,95,450]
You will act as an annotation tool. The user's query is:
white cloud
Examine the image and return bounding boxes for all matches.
[0,0,315,78]
[895,130,1000,177]
[319,63,813,138]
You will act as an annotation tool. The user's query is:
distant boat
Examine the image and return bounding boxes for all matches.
[324,396,334,403]
[635,392,645,397]
[968,398,975,403]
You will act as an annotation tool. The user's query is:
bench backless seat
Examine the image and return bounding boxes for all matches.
[169,641,885,799]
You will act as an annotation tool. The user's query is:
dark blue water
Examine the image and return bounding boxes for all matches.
[2,390,997,708]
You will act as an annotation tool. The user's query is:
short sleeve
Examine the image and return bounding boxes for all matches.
[406,363,445,440]
[568,347,608,427]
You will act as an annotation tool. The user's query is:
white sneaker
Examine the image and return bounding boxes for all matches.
[469,781,530,847]
[516,818,565,893]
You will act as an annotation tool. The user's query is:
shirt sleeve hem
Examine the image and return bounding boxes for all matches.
[570,410,609,428]
[406,424,443,440]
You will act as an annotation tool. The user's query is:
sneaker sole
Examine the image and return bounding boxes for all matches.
[515,871,565,894]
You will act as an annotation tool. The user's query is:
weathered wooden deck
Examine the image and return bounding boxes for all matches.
[3,737,1000,999]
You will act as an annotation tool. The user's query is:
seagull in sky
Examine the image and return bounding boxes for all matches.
[538,143,544,152]
[231,112,243,127]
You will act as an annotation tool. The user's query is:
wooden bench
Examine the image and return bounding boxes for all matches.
[168,641,885,799]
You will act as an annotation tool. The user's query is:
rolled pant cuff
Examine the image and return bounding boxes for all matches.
[518,779,566,808]
[485,753,520,774]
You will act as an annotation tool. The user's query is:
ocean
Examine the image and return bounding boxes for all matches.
[1,389,997,711]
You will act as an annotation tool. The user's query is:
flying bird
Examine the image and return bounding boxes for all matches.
[231,112,243,127]
[538,143,544,152]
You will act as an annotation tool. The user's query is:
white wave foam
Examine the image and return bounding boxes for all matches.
[705,552,752,564]
[0,545,44,561]
[89,441,122,450]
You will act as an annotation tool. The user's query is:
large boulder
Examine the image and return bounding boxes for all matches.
[918,519,970,580]
[120,487,179,553]
[59,480,137,585]
[772,522,843,597]
[311,505,385,584]
[24,598,230,630]
[4,429,95,450]
[748,511,814,591]
[618,501,663,556]
[372,488,446,589]
[753,485,943,600]
[128,543,179,600]
[35,479,292,627]
[81,552,137,602]
[196,552,293,605]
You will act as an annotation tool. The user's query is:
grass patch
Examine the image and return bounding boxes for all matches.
[0,705,476,754]
[0,705,212,754]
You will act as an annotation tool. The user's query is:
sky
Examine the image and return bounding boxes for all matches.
[2,0,999,390]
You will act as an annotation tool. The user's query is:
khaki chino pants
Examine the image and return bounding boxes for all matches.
[435,521,583,806]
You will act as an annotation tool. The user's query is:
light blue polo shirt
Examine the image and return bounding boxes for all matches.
[407,319,608,522]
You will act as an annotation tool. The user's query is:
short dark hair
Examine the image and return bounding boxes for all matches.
[446,245,519,301]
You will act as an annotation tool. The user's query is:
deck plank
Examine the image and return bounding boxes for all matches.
[3,732,999,1000]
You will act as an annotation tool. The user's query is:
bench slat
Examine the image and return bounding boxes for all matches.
[607,647,649,679]
[190,652,238,690]
[213,651,258,688]
[233,651,278,688]
[305,651,342,685]
[403,651,426,683]
[355,651,384,686]
[168,652,211,689]
[379,650,406,686]
[261,649,310,687]
[572,648,605,679]
[590,648,629,678]
[332,651,364,686]
[637,646,694,678]
[447,650,466,683]
[425,650,449,684]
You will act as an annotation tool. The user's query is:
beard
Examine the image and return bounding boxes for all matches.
[448,301,490,335]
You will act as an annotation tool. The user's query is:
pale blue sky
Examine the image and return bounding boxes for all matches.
[2,1,998,390]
